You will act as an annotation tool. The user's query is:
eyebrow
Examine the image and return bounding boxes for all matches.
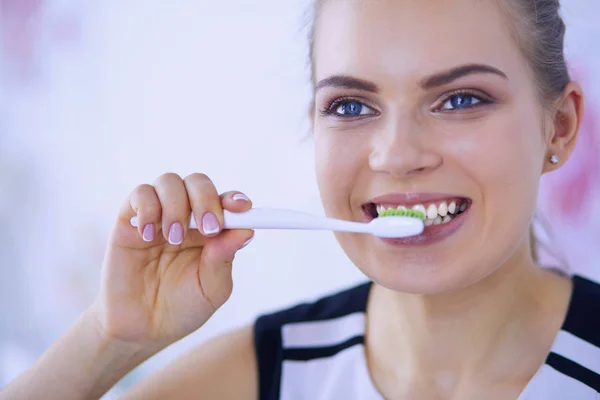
[315,64,508,94]
[420,64,508,89]
[315,75,380,93]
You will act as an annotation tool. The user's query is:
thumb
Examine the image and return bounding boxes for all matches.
[197,229,254,310]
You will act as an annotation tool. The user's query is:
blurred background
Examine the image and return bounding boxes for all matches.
[0,0,598,397]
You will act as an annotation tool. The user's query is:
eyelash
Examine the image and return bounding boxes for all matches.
[433,89,493,112]
[319,90,494,118]
[319,97,376,118]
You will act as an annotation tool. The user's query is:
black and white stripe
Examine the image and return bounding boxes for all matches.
[254,275,600,399]
[530,275,600,397]
[254,282,371,399]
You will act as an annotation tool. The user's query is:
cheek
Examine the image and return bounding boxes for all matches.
[445,109,544,213]
[314,131,365,215]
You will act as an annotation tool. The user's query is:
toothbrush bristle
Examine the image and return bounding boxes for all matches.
[378,209,426,221]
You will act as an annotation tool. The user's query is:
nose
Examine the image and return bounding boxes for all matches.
[369,118,442,178]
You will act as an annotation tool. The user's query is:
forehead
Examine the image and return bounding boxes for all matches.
[313,0,525,85]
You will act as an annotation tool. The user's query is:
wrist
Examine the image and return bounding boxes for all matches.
[82,305,165,367]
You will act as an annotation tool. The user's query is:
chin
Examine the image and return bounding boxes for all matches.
[338,239,496,295]
[361,260,474,295]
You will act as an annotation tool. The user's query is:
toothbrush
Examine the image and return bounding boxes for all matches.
[129,208,425,239]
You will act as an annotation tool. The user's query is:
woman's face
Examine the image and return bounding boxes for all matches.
[312,0,549,293]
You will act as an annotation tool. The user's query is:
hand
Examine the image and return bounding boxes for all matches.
[90,173,254,347]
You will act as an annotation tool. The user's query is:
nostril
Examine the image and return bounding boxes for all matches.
[411,167,428,174]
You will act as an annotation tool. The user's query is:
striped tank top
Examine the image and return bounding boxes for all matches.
[254,275,600,399]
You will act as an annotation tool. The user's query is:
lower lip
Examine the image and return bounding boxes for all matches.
[365,206,471,246]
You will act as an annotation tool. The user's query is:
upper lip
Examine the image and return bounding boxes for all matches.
[367,192,470,208]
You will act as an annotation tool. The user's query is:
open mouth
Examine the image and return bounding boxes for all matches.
[363,198,472,227]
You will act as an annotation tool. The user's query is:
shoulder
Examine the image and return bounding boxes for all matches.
[122,326,257,400]
[255,281,372,330]
[253,281,371,400]
[562,275,600,346]
[254,281,371,351]
[541,275,600,393]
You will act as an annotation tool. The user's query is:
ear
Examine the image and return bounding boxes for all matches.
[542,81,585,173]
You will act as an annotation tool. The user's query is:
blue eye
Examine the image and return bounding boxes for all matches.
[333,101,375,117]
[441,93,482,110]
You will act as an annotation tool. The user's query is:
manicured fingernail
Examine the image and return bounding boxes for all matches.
[168,222,184,245]
[232,193,249,202]
[202,213,220,235]
[240,236,254,250]
[142,224,155,242]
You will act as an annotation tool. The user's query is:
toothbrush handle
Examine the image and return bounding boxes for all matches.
[224,208,313,230]
[130,208,366,233]
[223,208,361,232]
[193,208,363,232]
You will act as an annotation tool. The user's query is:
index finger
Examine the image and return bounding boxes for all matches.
[220,191,254,213]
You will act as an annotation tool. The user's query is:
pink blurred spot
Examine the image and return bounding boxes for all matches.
[1,0,81,81]
[542,69,600,221]
[0,0,42,15]
[51,17,81,45]
[0,0,43,79]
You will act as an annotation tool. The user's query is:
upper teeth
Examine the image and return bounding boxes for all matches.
[448,202,456,214]
[426,204,437,219]
[376,200,467,223]
[438,202,448,217]
[412,204,426,214]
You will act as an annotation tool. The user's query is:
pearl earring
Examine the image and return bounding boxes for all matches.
[550,155,560,165]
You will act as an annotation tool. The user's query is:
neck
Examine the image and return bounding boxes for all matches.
[366,245,572,395]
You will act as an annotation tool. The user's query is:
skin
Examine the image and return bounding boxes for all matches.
[0,1,584,399]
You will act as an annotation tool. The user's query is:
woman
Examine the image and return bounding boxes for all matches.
[2,0,596,398]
